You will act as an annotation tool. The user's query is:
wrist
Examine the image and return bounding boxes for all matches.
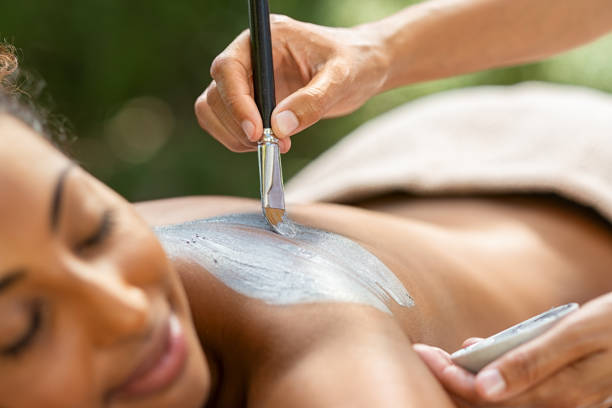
[355,2,449,92]
[349,23,393,98]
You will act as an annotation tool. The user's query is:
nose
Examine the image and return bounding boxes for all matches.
[85,279,151,347]
[69,262,153,347]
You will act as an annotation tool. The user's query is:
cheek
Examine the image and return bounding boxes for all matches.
[0,303,29,346]
[112,220,171,290]
[0,317,98,408]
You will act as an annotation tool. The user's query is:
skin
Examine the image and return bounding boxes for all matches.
[0,113,458,406]
[363,195,612,407]
[4,113,612,406]
[195,0,612,404]
[196,0,612,152]
[136,192,612,407]
[0,115,210,408]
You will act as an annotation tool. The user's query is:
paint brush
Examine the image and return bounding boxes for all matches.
[248,0,288,233]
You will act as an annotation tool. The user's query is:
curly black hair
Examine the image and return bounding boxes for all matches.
[0,43,71,145]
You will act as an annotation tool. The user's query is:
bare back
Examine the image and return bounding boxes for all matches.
[134,195,612,406]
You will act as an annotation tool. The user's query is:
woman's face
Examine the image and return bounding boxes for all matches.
[0,115,210,408]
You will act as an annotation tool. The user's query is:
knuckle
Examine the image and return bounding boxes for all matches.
[224,94,243,113]
[210,54,234,80]
[236,143,256,153]
[302,87,328,115]
[194,93,207,117]
[205,83,221,106]
[194,98,212,128]
[239,28,250,39]
[195,85,213,109]
[558,315,599,354]
[329,60,351,82]
[197,119,212,135]
[532,390,567,408]
[270,14,294,27]
[224,139,244,153]
[219,133,254,153]
[522,371,578,408]
[505,348,540,386]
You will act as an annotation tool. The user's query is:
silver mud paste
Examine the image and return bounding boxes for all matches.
[155,213,414,314]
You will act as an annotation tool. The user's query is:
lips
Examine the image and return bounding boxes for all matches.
[110,314,188,400]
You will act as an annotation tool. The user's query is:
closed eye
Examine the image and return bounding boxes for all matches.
[1,301,42,357]
[75,209,116,252]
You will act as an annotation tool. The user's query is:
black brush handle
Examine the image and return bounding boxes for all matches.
[248,0,276,129]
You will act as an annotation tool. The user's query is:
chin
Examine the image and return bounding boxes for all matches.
[111,324,211,408]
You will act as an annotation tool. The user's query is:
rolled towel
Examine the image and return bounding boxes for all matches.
[286,82,612,222]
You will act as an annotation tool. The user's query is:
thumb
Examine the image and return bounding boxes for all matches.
[271,61,346,139]
[475,311,594,401]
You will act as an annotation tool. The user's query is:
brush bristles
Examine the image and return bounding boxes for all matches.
[264,207,285,226]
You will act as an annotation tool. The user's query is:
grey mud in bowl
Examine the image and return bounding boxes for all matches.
[451,303,579,373]
[155,213,414,314]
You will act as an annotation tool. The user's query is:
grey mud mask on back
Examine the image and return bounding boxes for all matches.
[155,213,414,314]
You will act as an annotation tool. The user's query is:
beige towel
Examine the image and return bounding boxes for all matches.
[285,82,612,221]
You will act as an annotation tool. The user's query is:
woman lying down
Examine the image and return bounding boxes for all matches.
[3,49,612,408]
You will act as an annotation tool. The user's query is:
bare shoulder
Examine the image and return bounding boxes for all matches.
[133,195,259,226]
[174,256,447,407]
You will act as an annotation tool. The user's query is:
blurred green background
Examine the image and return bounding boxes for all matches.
[2,0,611,201]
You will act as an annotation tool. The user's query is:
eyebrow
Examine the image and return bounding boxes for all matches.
[0,167,74,296]
[0,270,25,294]
[50,165,74,231]
[0,166,75,295]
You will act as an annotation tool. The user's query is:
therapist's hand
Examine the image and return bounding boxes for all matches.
[195,14,389,152]
[414,293,612,408]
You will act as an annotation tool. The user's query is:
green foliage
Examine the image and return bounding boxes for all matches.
[2,1,611,201]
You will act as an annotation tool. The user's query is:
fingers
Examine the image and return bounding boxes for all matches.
[195,82,292,153]
[271,60,349,139]
[198,14,362,150]
[476,307,600,401]
[491,350,612,408]
[196,30,264,151]
[209,30,263,142]
[413,344,484,402]
[200,29,295,152]
[415,299,612,408]
[413,344,453,374]
[590,395,612,408]
[462,337,484,348]
[278,137,291,154]
[195,83,257,152]
[414,342,612,408]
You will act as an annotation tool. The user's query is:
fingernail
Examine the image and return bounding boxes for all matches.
[478,368,506,397]
[275,110,299,136]
[241,120,256,141]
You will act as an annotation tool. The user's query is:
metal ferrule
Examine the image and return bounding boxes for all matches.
[258,128,285,211]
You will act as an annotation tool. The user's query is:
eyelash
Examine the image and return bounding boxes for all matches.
[0,211,117,357]
[1,301,42,357]
[0,211,117,358]
[75,209,116,252]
